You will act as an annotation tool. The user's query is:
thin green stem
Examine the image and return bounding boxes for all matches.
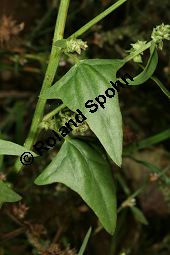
[115,173,131,196]
[43,104,65,122]
[65,52,80,64]
[15,0,70,172]
[25,0,70,148]
[123,128,170,156]
[138,62,170,99]
[151,75,170,99]
[69,0,127,39]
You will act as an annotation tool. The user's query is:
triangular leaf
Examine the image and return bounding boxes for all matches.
[42,59,125,166]
[35,139,117,235]
[0,180,21,204]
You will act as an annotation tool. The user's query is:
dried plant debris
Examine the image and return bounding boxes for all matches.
[44,244,76,255]
[11,202,29,219]
[0,15,24,48]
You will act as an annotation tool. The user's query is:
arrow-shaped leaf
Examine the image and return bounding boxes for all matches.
[35,139,117,235]
[42,59,125,166]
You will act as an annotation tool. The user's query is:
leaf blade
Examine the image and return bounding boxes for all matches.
[42,59,124,166]
[131,206,148,225]
[35,139,117,234]
[0,139,37,156]
[0,180,21,204]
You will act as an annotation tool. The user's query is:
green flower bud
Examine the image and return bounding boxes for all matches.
[40,119,56,131]
[72,121,90,136]
[127,40,147,63]
[65,39,88,54]
[151,23,170,50]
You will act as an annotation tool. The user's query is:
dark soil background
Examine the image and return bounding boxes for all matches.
[0,0,170,254]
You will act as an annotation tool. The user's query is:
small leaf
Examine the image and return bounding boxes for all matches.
[0,139,37,156]
[0,180,21,204]
[127,44,158,86]
[131,206,148,225]
[35,139,117,235]
[41,59,125,166]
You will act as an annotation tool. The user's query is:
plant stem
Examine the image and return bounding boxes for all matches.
[69,0,127,39]
[123,128,170,156]
[15,0,70,172]
[151,75,170,99]
[43,104,65,122]
[138,62,170,99]
[65,53,80,64]
[25,0,70,148]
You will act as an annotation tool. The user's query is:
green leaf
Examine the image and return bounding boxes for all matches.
[126,44,158,86]
[0,180,21,204]
[131,206,148,225]
[78,227,92,255]
[35,139,117,235]
[0,139,37,156]
[41,59,125,166]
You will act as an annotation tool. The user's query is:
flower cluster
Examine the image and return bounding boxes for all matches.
[65,38,88,54]
[55,38,88,55]
[127,40,147,63]
[151,23,170,50]
[57,109,90,136]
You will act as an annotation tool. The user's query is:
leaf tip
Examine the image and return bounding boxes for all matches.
[34,176,43,185]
